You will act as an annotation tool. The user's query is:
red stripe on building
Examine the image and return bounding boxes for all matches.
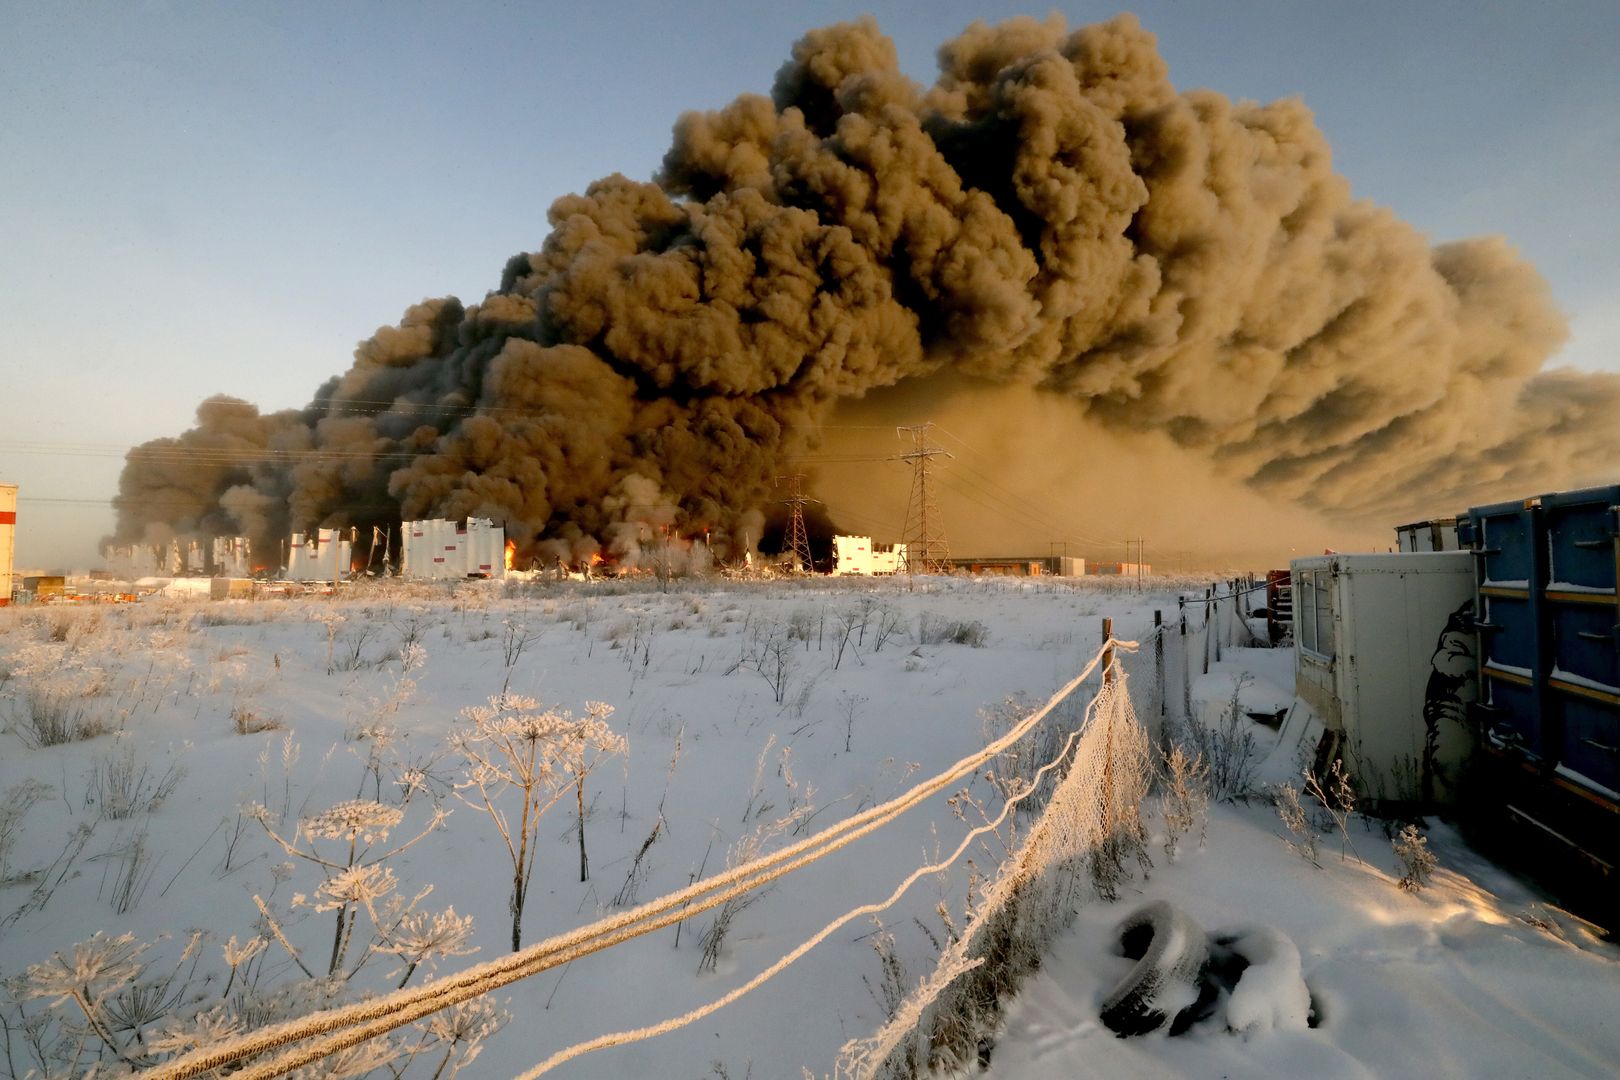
[0,511,15,525]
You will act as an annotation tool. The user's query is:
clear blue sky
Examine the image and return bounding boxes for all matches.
[3,1,1617,569]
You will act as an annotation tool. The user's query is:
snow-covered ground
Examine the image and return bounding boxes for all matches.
[0,578,1613,1079]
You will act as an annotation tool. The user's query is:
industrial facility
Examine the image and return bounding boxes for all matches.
[284,528,354,583]
[831,535,907,576]
[948,555,1087,577]
[400,518,507,581]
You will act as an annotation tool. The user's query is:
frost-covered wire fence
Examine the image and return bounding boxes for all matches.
[1165,579,1262,722]
[834,635,1158,1078]
[143,637,1127,1080]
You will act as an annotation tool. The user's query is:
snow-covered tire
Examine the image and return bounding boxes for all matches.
[1099,901,1210,1037]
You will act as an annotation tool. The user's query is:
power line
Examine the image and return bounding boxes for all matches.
[775,474,817,574]
[896,423,951,575]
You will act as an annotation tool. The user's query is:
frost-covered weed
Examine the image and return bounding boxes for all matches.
[249,795,447,977]
[1393,824,1436,892]
[1158,745,1211,860]
[1182,676,1260,802]
[452,694,626,950]
[1274,781,1319,867]
[918,615,990,648]
[86,744,186,821]
[7,685,108,747]
[0,779,51,883]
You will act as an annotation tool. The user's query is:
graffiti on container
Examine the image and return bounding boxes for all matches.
[1421,599,1476,805]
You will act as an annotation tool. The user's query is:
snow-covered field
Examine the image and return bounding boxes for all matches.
[0,578,1615,1079]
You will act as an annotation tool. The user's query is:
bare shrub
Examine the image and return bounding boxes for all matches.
[87,745,186,821]
[8,687,107,748]
[696,825,782,974]
[872,606,904,652]
[94,827,159,915]
[332,623,378,672]
[862,923,911,1025]
[1274,781,1319,866]
[749,629,798,705]
[0,779,51,883]
[918,615,989,647]
[1158,745,1211,860]
[1305,758,1359,863]
[839,692,867,753]
[1183,676,1259,802]
[1393,824,1436,892]
[611,816,664,908]
[232,702,284,735]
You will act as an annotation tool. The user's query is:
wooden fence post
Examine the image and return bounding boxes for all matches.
[1102,616,1114,688]
[1154,610,1164,718]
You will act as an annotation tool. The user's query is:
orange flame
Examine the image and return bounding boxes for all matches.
[504,540,516,571]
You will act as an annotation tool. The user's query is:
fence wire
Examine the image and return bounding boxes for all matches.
[836,641,1156,1079]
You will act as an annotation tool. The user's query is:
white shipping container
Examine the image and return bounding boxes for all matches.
[1288,552,1478,806]
[1394,518,1460,552]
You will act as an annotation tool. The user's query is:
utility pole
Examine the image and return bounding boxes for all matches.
[776,475,817,574]
[895,423,953,575]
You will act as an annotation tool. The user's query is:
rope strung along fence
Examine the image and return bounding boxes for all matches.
[837,638,1157,1078]
[512,637,1145,1078]
[144,637,1127,1080]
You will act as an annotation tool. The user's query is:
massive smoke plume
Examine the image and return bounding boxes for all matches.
[114,15,1618,564]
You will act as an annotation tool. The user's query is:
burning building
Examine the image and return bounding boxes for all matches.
[111,16,1619,559]
[285,528,353,583]
[401,518,507,581]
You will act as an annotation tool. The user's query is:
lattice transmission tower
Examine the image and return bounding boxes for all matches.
[776,474,818,574]
[896,422,953,575]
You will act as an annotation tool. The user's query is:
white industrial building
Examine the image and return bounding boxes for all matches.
[285,528,353,583]
[832,535,907,576]
[401,518,506,580]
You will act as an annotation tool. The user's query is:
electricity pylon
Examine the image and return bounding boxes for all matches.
[776,475,817,574]
[896,423,952,575]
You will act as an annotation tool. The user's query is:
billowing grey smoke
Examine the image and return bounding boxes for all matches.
[113,15,1617,561]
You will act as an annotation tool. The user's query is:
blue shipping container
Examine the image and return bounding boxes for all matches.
[1465,485,1620,803]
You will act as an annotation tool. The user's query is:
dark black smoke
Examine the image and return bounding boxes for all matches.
[114,15,1618,562]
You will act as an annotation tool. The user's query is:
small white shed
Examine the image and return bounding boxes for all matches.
[1288,552,1478,807]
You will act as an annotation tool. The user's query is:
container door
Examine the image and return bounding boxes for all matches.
[1541,486,1620,797]
[1469,499,1549,759]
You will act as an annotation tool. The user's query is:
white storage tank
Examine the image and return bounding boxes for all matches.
[465,518,506,579]
[285,529,352,582]
[1288,552,1478,807]
[0,483,14,605]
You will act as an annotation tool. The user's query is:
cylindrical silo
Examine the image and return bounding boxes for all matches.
[0,483,16,606]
